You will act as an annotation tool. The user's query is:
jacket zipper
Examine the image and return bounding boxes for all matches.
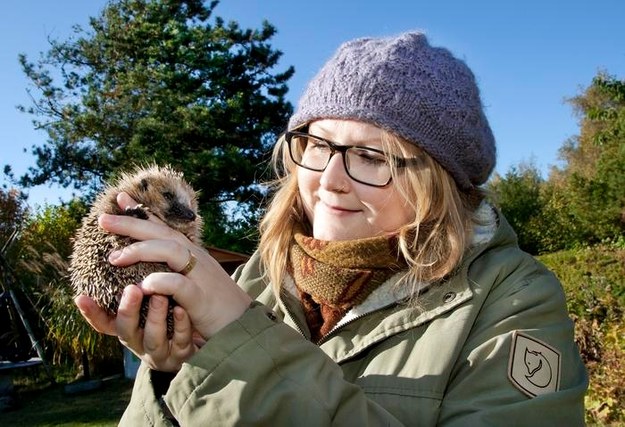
[317,284,432,346]
[281,298,308,338]
[317,302,400,345]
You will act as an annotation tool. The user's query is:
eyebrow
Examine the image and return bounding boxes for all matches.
[308,127,382,147]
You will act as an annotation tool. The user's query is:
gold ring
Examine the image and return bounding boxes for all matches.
[178,250,197,275]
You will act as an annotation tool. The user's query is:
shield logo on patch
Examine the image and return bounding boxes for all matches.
[508,331,561,397]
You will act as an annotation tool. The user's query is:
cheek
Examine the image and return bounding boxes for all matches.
[371,191,414,230]
[297,169,318,196]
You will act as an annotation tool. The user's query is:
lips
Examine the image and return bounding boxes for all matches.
[319,200,359,214]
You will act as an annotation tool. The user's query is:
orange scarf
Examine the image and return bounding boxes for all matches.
[288,230,406,342]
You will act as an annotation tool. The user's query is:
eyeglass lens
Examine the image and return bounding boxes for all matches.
[287,133,392,187]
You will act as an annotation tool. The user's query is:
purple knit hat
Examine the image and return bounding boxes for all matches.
[288,32,496,189]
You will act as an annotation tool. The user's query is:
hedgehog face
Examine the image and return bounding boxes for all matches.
[120,166,202,241]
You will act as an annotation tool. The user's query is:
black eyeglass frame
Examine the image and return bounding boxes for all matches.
[284,130,419,187]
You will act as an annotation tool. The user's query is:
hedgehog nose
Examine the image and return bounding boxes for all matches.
[180,209,196,221]
[170,202,197,222]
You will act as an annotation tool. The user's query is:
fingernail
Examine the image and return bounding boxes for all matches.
[98,213,111,224]
[75,299,90,315]
[98,213,119,229]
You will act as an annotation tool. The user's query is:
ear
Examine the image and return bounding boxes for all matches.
[140,178,149,192]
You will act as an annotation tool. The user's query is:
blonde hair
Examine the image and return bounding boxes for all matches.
[258,128,485,299]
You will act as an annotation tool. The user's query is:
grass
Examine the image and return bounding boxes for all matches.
[0,374,133,426]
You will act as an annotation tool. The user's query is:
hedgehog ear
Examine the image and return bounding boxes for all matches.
[140,178,149,192]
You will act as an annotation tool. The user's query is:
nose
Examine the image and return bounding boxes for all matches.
[169,201,197,222]
[319,151,350,192]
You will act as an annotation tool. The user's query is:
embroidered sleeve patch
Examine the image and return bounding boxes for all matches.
[508,331,561,397]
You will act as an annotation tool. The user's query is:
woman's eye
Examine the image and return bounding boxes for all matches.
[306,139,330,153]
[354,149,387,165]
[309,140,330,151]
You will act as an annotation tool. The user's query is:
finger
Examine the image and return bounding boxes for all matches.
[116,285,144,350]
[98,213,179,242]
[192,330,207,349]
[74,295,117,336]
[171,306,196,359]
[116,192,138,210]
[108,239,193,273]
[117,192,167,226]
[142,295,170,358]
[141,270,249,339]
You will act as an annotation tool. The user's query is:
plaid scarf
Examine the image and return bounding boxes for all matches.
[288,229,406,342]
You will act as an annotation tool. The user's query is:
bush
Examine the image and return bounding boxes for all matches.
[539,244,625,425]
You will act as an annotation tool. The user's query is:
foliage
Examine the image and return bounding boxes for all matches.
[0,188,32,362]
[487,162,544,254]
[491,72,625,254]
[539,245,625,425]
[0,188,29,249]
[551,73,625,244]
[487,162,582,254]
[14,0,294,253]
[525,180,586,253]
[14,201,121,374]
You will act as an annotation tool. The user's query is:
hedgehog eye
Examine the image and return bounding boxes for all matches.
[140,179,149,192]
[163,191,175,201]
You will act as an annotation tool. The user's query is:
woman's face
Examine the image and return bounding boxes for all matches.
[298,119,414,241]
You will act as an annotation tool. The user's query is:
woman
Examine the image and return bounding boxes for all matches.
[76,32,588,425]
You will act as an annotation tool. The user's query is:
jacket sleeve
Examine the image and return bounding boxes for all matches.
[119,364,178,426]
[118,248,406,426]
[147,302,405,426]
[438,253,588,426]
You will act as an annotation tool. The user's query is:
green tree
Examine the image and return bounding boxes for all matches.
[488,162,545,254]
[531,179,584,253]
[14,0,294,252]
[554,73,625,243]
[491,72,625,252]
[488,160,587,254]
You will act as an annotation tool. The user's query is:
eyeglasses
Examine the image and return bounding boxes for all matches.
[285,131,418,187]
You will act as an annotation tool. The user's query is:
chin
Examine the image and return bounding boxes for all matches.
[314,229,348,241]
[313,228,369,241]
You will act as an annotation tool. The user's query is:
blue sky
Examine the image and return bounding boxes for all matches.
[1,0,623,207]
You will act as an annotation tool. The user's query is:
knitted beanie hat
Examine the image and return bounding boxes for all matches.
[288,32,496,189]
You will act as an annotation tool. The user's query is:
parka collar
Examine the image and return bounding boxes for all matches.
[277,204,520,363]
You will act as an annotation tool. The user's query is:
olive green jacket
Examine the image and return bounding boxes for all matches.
[120,212,587,426]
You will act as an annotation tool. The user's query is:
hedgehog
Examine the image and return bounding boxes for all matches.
[69,164,203,337]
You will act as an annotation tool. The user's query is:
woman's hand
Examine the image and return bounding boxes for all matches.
[74,191,252,371]
[75,285,198,372]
